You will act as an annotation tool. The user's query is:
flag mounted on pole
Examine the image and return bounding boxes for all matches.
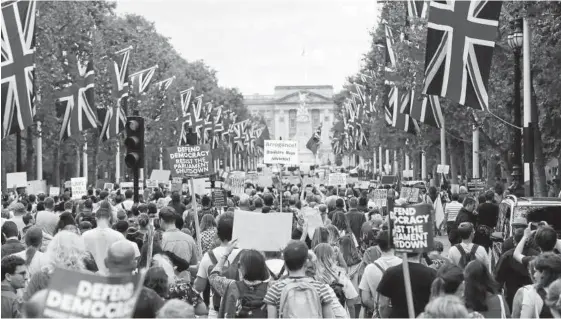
[129,65,158,95]
[306,124,322,155]
[422,1,502,111]
[1,0,37,139]
[155,76,175,91]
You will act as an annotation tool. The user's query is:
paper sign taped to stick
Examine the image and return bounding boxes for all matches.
[71,178,87,199]
[27,180,47,195]
[390,203,434,253]
[103,183,114,191]
[232,211,292,251]
[328,173,347,186]
[150,169,171,183]
[42,267,145,318]
[6,172,27,188]
[263,140,299,165]
[167,144,213,177]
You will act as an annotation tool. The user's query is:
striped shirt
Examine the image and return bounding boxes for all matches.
[263,277,334,313]
[445,201,463,222]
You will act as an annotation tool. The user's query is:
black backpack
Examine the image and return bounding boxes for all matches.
[208,250,243,310]
[231,281,268,318]
[330,277,346,306]
[455,244,479,269]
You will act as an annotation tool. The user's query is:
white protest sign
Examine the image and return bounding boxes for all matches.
[437,165,450,174]
[145,180,158,188]
[263,140,298,165]
[103,183,114,190]
[258,174,273,188]
[49,187,60,197]
[188,178,209,195]
[150,169,171,183]
[71,177,87,199]
[27,180,47,195]
[120,182,133,189]
[226,171,246,197]
[301,207,323,239]
[328,173,347,186]
[232,211,292,251]
[6,172,27,188]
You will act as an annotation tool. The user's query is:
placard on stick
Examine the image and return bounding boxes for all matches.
[328,173,347,186]
[213,189,226,208]
[232,211,292,251]
[167,144,212,177]
[71,177,87,199]
[390,204,434,253]
[263,140,299,165]
[6,172,27,188]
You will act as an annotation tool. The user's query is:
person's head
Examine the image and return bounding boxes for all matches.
[331,212,348,232]
[430,263,464,299]
[335,198,345,209]
[457,222,474,241]
[138,213,150,229]
[1,255,27,288]
[535,226,558,252]
[283,240,309,272]
[22,213,33,227]
[114,220,129,235]
[377,230,392,252]
[358,196,367,207]
[44,197,55,210]
[253,197,263,209]
[418,295,470,319]
[56,212,76,234]
[28,194,36,203]
[263,193,274,207]
[450,193,460,202]
[200,214,217,232]
[78,221,92,233]
[157,299,195,319]
[348,197,358,209]
[484,190,494,202]
[239,249,269,281]
[105,240,138,274]
[64,200,74,212]
[217,212,234,242]
[311,226,330,248]
[318,204,327,215]
[144,266,169,298]
[326,224,340,244]
[158,207,177,229]
[313,243,339,283]
[24,227,43,265]
[1,220,19,238]
[125,189,133,200]
[545,278,561,318]
[464,260,499,312]
[200,195,211,207]
[95,207,113,224]
[462,197,476,212]
[45,230,88,271]
[533,252,561,290]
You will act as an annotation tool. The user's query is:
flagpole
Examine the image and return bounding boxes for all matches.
[159,147,163,170]
[523,18,533,196]
[440,118,447,185]
[36,121,43,180]
[473,125,479,178]
[421,150,427,180]
[393,150,398,176]
[83,142,88,179]
[116,140,121,182]
[379,147,383,177]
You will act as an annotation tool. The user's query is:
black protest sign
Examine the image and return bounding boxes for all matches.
[467,178,486,194]
[213,189,226,207]
[167,144,213,177]
[390,203,434,253]
[42,267,145,318]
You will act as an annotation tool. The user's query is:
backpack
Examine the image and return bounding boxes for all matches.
[455,244,479,269]
[372,261,392,319]
[208,250,243,310]
[223,281,268,318]
[279,278,323,318]
[330,272,346,306]
[268,265,285,281]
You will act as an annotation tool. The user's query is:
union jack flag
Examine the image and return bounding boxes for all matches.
[1,0,36,139]
[244,126,256,155]
[210,105,224,147]
[422,1,502,111]
[110,46,132,100]
[155,76,175,91]
[56,54,97,141]
[306,124,322,155]
[401,91,444,129]
[407,0,428,19]
[180,87,194,117]
[232,120,248,152]
[395,90,419,134]
[130,65,158,96]
[180,94,206,145]
[98,106,126,142]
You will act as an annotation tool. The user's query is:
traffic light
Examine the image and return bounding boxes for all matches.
[186,127,198,146]
[124,116,145,169]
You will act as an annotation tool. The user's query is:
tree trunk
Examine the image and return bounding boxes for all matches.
[53,143,60,187]
[487,155,497,188]
[533,110,547,197]
[25,129,35,179]
[449,140,459,185]
[464,140,471,179]
[93,135,99,182]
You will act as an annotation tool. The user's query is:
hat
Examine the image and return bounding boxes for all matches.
[512,217,528,227]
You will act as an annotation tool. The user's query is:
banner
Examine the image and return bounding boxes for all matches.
[27,180,47,195]
[49,187,60,197]
[328,173,347,187]
[390,204,434,253]
[42,267,145,318]
[149,169,171,183]
[232,211,292,251]
[71,177,87,199]
[263,140,298,165]
[6,172,27,188]
[167,144,212,177]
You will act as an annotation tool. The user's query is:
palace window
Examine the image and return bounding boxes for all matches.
[289,109,297,138]
[311,109,321,129]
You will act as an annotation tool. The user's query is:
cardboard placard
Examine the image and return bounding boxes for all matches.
[103,183,114,191]
[328,173,347,187]
[467,178,486,193]
[120,182,133,189]
[71,177,87,199]
[263,140,299,165]
[369,189,388,208]
[150,169,171,183]
[213,189,226,208]
[42,267,145,318]
[27,180,47,195]
[145,180,158,188]
[49,187,60,197]
[400,187,420,203]
[232,211,292,251]
[167,144,212,177]
[6,172,27,188]
[391,204,434,253]
[347,176,359,185]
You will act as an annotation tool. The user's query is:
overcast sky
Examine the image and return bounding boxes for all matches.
[115,0,379,95]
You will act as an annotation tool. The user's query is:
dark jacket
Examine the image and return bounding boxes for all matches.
[455,208,477,226]
[1,283,20,318]
[1,239,25,257]
[346,209,366,242]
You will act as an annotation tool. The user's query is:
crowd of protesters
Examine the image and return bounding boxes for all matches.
[1,175,561,318]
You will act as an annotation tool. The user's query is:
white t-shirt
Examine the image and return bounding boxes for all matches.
[196,246,242,279]
[448,242,490,269]
[82,227,125,275]
[265,259,285,278]
[358,255,402,296]
[11,249,50,277]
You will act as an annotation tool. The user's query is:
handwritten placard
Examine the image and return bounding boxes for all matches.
[167,144,212,177]
[103,183,114,191]
[71,177,87,199]
[369,189,388,208]
[328,173,347,187]
[263,140,299,165]
[391,204,434,253]
[213,189,226,207]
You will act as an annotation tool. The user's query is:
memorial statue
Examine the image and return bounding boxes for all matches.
[297,91,310,122]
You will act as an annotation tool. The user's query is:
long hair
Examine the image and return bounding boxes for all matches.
[326,225,340,244]
[534,252,561,290]
[339,234,361,266]
[311,227,330,249]
[24,227,42,266]
[430,263,464,299]
[313,243,341,285]
[331,212,350,234]
[45,230,88,271]
[464,260,499,311]
[239,250,269,282]
[151,254,176,286]
[419,295,470,319]
[144,266,169,298]
[200,214,217,232]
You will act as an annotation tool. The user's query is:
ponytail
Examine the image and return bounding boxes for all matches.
[25,246,37,266]
[430,277,446,300]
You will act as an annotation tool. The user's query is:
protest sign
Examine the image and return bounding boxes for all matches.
[64,181,72,189]
[150,169,171,183]
[226,171,246,197]
[328,173,347,186]
[167,145,212,177]
[145,180,158,188]
[263,140,299,165]
[42,267,145,318]
[400,187,420,203]
[347,176,359,185]
[71,177,87,199]
[103,183,114,191]
[49,187,60,197]
[257,174,273,188]
[120,182,133,189]
[358,181,370,189]
[171,182,182,192]
[436,164,450,174]
[6,172,27,188]
[369,189,388,208]
[246,172,259,185]
[232,211,292,251]
[301,207,323,239]
[27,180,47,195]
[213,189,226,208]
[188,178,208,195]
[390,204,434,253]
[467,178,486,194]
[380,175,397,185]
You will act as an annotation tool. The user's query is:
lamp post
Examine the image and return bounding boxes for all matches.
[507,18,523,186]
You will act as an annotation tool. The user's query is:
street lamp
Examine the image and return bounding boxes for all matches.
[508,18,523,186]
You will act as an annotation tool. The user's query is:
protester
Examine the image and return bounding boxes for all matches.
[157,299,195,319]
[519,252,561,318]
[1,221,24,256]
[160,207,199,265]
[463,259,509,317]
[448,222,490,269]
[546,278,561,318]
[418,295,474,319]
[1,255,27,318]
[199,214,217,254]
[446,195,468,244]
[10,227,48,276]
[345,197,366,243]
[35,197,58,236]
[474,190,499,251]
